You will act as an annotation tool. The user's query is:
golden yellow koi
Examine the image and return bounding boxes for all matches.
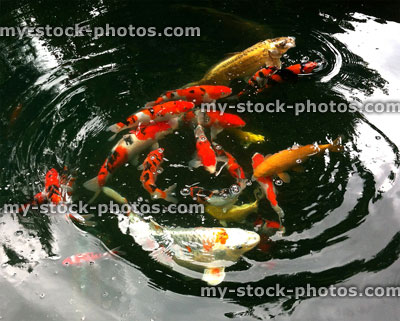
[190,37,295,86]
[205,200,258,226]
[253,137,344,181]
[228,128,266,148]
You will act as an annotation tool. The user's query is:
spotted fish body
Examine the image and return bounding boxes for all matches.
[238,61,319,97]
[146,85,232,107]
[140,148,177,203]
[84,119,179,194]
[191,37,296,86]
[106,186,260,285]
[190,124,217,174]
[107,101,194,140]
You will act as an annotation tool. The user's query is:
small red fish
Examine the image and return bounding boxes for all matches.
[212,142,246,185]
[251,153,285,223]
[107,101,194,140]
[190,124,217,174]
[139,148,177,203]
[62,248,122,265]
[196,110,246,139]
[146,85,232,107]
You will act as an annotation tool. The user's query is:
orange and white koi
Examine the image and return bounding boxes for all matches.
[238,61,319,97]
[196,110,246,139]
[139,148,177,203]
[84,119,179,201]
[107,101,194,140]
[252,153,285,223]
[189,124,217,174]
[146,85,232,107]
[62,248,122,266]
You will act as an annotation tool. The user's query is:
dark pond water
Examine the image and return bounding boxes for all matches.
[1,1,400,320]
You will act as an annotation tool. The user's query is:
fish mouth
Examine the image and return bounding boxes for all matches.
[246,232,260,248]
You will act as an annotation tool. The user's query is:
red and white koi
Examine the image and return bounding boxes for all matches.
[146,85,232,107]
[62,247,122,266]
[107,101,194,140]
[189,124,217,174]
[196,110,246,139]
[212,142,246,187]
[84,119,179,201]
[251,153,285,223]
[139,148,177,203]
[238,61,319,97]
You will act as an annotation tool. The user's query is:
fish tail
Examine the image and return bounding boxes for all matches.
[144,101,156,108]
[329,136,344,152]
[109,246,126,256]
[102,186,128,204]
[164,183,178,203]
[107,123,124,134]
[83,177,101,192]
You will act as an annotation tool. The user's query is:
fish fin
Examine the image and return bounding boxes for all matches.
[144,101,156,108]
[330,136,344,152]
[251,153,265,169]
[83,177,100,192]
[189,157,202,168]
[60,184,73,192]
[130,156,139,166]
[108,133,117,141]
[88,190,101,204]
[219,220,228,227]
[292,165,305,173]
[137,164,144,170]
[224,51,240,58]
[277,172,291,183]
[210,127,223,140]
[150,247,174,266]
[110,247,126,256]
[107,123,123,134]
[215,161,227,177]
[102,186,128,204]
[164,183,178,203]
[202,267,226,286]
[151,142,160,150]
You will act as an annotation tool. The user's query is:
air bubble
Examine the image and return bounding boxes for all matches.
[39,293,46,299]
[180,188,190,196]
[229,184,241,195]
[375,136,381,140]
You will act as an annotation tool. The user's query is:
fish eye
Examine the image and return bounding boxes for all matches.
[200,136,207,142]
[236,245,243,249]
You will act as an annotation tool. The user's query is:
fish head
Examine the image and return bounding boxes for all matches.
[267,36,296,58]
[213,86,232,99]
[222,228,260,256]
[303,61,318,73]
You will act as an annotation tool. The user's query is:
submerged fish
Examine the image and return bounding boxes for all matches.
[84,119,179,201]
[189,124,217,174]
[228,128,265,148]
[205,200,258,226]
[238,61,319,97]
[253,137,344,181]
[104,186,260,285]
[196,110,246,140]
[62,248,122,265]
[189,37,296,86]
[186,184,242,209]
[252,154,285,223]
[146,85,232,107]
[107,101,194,140]
[139,148,177,203]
